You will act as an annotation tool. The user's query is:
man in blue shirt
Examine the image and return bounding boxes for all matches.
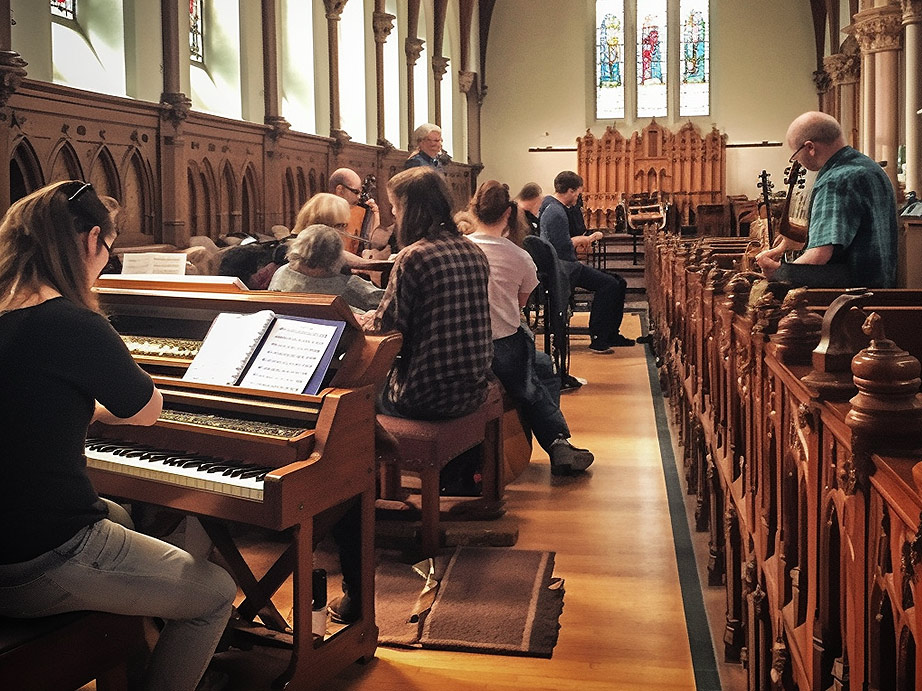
[540,170,634,352]
[757,111,897,288]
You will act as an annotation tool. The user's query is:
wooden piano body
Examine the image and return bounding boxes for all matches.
[88,279,401,690]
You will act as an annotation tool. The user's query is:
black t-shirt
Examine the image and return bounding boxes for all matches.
[0,297,153,563]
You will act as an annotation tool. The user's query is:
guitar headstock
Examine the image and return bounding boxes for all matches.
[360,174,376,204]
[757,170,773,194]
[783,161,806,189]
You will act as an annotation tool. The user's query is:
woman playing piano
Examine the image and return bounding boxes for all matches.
[0,181,236,691]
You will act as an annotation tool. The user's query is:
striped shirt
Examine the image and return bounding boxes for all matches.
[374,230,493,419]
[807,146,897,288]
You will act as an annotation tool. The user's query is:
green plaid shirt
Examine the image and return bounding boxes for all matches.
[807,146,897,288]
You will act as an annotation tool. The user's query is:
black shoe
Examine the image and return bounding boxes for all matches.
[588,341,614,354]
[549,437,594,475]
[608,334,635,347]
[560,374,584,390]
[328,594,360,625]
[635,334,653,344]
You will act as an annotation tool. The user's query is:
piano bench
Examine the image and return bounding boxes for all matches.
[0,611,146,691]
[377,381,505,556]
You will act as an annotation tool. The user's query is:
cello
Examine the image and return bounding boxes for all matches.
[341,174,379,255]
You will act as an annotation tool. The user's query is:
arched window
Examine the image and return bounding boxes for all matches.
[383,0,402,147]
[50,0,75,20]
[595,0,709,120]
[339,0,368,143]
[280,0,317,134]
[190,0,204,64]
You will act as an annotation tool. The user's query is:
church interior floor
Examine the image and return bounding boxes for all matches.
[82,308,748,691]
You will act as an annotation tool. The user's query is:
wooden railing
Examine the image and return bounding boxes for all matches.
[646,226,922,689]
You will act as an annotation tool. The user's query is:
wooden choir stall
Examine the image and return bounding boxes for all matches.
[86,278,402,690]
[646,228,922,689]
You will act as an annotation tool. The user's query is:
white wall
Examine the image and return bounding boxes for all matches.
[481,0,818,199]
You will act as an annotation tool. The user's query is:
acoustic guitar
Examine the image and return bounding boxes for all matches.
[777,160,808,245]
[757,169,774,245]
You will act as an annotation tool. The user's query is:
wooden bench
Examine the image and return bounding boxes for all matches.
[376,381,505,556]
[0,611,146,691]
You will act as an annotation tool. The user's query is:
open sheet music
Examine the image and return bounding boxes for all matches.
[182,310,346,394]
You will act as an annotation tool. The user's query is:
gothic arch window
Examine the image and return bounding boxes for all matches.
[190,0,204,64]
[339,0,368,143]
[595,0,709,120]
[280,0,317,134]
[50,0,76,21]
[121,149,155,239]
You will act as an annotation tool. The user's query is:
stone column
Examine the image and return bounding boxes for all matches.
[0,0,26,213]
[405,37,424,145]
[853,4,904,189]
[159,0,192,247]
[431,55,449,125]
[262,0,289,137]
[373,10,395,147]
[823,47,861,148]
[904,0,922,195]
[812,69,833,115]
[323,0,348,142]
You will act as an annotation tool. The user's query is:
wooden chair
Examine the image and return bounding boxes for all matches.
[623,193,666,264]
[376,381,505,556]
[0,611,147,691]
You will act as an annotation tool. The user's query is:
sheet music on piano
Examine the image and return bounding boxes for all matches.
[182,310,346,394]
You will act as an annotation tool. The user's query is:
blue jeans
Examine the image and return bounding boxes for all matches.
[492,327,569,453]
[0,506,236,691]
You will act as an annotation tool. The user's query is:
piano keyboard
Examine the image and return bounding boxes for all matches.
[84,438,271,501]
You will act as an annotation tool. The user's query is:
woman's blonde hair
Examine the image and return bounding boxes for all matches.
[294,193,350,233]
[0,181,115,312]
[286,224,344,274]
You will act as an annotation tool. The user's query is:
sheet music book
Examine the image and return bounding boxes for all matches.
[120,252,188,275]
[182,310,346,394]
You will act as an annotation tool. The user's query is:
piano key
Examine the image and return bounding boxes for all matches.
[85,438,265,501]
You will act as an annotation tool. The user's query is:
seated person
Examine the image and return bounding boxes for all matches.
[0,181,236,691]
[268,223,384,311]
[539,170,633,352]
[362,167,493,420]
[466,180,593,477]
[295,193,390,275]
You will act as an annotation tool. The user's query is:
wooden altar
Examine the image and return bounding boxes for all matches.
[577,121,726,230]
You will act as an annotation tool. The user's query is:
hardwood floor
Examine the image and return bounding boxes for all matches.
[84,312,745,690]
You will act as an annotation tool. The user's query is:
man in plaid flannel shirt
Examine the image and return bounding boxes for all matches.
[757,111,897,288]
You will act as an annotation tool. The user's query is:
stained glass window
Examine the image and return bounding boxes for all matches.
[680,0,709,116]
[190,0,204,64]
[596,0,625,120]
[50,0,76,21]
[636,0,667,118]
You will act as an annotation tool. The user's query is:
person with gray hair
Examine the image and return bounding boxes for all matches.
[268,224,384,312]
[756,110,897,288]
[405,123,447,170]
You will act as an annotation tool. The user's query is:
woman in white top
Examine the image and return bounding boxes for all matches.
[465,180,593,476]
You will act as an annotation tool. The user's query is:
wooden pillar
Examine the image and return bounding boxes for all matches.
[430,0,447,126]
[903,0,922,195]
[372,7,395,146]
[0,0,27,214]
[159,0,192,247]
[262,0,289,134]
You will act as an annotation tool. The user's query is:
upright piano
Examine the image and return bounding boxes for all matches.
[87,277,401,689]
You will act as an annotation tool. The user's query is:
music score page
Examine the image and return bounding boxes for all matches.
[238,318,339,394]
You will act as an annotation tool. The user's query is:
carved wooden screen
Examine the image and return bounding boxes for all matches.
[577,120,725,228]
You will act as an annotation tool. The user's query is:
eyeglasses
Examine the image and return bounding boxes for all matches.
[424,137,443,144]
[789,142,809,163]
[99,235,115,255]
[343,185,361,196]
[333,222,349,230]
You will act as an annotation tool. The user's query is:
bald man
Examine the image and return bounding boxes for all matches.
[329,167,380,237]
[757,111,897,288]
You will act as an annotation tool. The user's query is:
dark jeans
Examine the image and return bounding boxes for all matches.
[492,327,569,453]
[565,260,627,346]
